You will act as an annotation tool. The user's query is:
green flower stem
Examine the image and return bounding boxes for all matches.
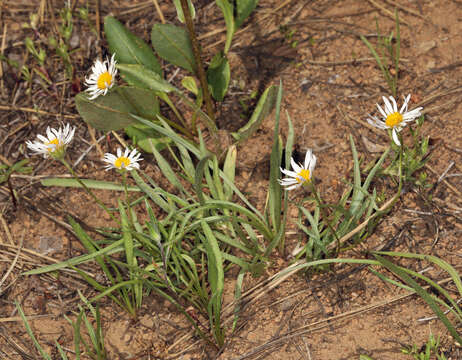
[121,170,133,224]
[385,136,404,209]
[157,93,195,138]
[61,159,120,225]
[309,179,341,254]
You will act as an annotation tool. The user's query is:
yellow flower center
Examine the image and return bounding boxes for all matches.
[46,138,60,152]
[385,112,403,128]
[114,156,130,169]
[296,169,311,183]
[97,72,113,90]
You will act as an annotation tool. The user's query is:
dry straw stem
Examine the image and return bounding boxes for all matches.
[366,0,409,25]
[382,0,426,20]
[327,195,397,251]
[0,212,14,245]
[0,23,7,96]
[151,0,166,24]
[0,105,77,118]
[304,57,409,67]
[0,122,28,148]
[87,123,104,158]
[201,0,293,51]
[111,130,129,149]
[0,314,51,323]
[0,229,24,293]
[230,274,455,360]
[415,86,462,109]
[425,163,462,198]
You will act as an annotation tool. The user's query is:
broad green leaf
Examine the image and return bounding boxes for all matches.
[41,178,140,191]
[231,85,277,142]
[235,0,258,28]
[116,64,175,93]
[151,24,196,73]
[216,0,235,54]
[104,16,161,75]
[173,0,196,23]
[182,76,199,95]
[207,52,230,101]
[75,87,158,131]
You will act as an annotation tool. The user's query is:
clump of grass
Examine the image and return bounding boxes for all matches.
[402,333,448,360]
[16,292,107,360]
[361,10,400,97]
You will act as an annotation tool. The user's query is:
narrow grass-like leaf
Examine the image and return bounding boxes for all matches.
[15,301,52,360]
[200,221,225,346]
[194,154,213,205]
[24,239,125,275]
[41,178,140,191]
[216,0,235,54]
[150,141,189,195]
[374,254,462,344]
[231,85,277,142]
[360,35,394,95]
[55,342,69,360]
[375,251,462,297]
[268,83,283,233]
[223,145,237,200]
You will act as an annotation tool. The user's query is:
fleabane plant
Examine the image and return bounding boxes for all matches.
[279,149,316,190]
[26,124,75,160]
[74,0,279,157]
[367,94,422,146]
[85,54,117,100]
[103,148,142,172]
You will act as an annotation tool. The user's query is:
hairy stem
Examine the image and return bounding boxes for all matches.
[178,0,221,150]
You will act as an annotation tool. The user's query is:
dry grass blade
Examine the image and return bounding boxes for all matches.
[425,163,462,198]
[0,212,14,245]
[0,229,24,294]
[230,275,455,360]
[151,0,166,24]
[304,57,409,67]
[383,0,426,19]
[0,105,78,118]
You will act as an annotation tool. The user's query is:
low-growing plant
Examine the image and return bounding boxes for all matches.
[25,85,288,347]
[295,135,391,262]
[361,10,400,97]
[16,293,107,360]
[75,0,274,156]
[402,333,448,360]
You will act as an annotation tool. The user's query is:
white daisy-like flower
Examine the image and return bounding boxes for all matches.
[279,149,317,190]
[103,148,142,171]
[85,54,117,100]
[367,94,423,146]
[26,123,75,158]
